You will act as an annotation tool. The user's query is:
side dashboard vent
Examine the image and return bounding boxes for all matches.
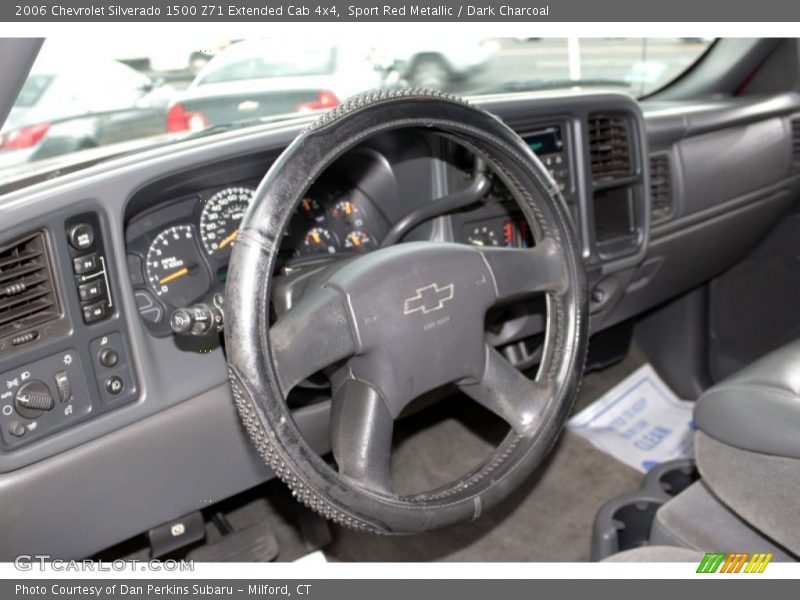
[588,114,632,181]
[0,231,60,340]
[649,153,673,222]
[791,116,800,171]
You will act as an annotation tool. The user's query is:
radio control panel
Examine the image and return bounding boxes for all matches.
[523,124,572,195]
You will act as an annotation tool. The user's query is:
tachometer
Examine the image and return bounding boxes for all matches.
[199,187,254,257]
[146,225,211,307]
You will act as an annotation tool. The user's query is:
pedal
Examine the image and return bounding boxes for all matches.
[187,521,278,562]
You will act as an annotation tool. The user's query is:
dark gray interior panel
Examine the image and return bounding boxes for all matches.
[611,188,794,326]
[0,383,332,560]
[678,118,791,213]
[709,204,800,380]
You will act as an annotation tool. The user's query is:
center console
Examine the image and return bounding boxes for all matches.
[456,101,649,276]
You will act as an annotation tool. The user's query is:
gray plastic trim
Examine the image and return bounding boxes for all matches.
[0,383,331,560]
[0,39,42,131]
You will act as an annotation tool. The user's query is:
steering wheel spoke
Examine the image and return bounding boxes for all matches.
[479,238,569,304]
[269,285,356,395]
[459,345,551,436]
[330,378,394,495]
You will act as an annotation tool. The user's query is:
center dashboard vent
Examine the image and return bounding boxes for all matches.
[0,231,60,341]
[791,116,800,171]
[589,114,632,181]
[649,153,674,222]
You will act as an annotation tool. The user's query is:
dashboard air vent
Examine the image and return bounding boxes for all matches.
[649,154,673,222]
[0,231,60,340]
[589,114,632,181]
[791,117,800,171]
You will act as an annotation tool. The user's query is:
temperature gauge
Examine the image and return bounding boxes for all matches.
[330,199,365,228]
[343,229,376,252]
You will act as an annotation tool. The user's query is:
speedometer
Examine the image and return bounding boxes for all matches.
[199,186,254,257]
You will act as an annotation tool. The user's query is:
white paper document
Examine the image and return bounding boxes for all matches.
[567,364,695,473]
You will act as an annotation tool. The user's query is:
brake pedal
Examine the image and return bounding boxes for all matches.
[187,521,278,562]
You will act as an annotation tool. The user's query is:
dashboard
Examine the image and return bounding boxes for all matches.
[124,121,575,339]
[1,89,799,559]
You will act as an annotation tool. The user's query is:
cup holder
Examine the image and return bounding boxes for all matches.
[643,459,699,499]
[591,459,698,561]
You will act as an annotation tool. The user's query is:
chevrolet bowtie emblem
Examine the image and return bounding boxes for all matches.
[403,283,454,316]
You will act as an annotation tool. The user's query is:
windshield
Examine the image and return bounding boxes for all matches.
[0,37,712,186]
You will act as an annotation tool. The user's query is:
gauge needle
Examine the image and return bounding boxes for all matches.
[218,230,238,250]
[159,267,189,286]
[310,230,321,244]
[349,234,361,247]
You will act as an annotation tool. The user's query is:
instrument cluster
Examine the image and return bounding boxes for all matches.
[126,178,385,336]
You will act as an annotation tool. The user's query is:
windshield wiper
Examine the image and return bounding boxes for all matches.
[473,78,631,95]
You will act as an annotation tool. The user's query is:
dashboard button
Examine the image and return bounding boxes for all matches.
[73,254,99,275]
[68,223,95,251]
[98,348,119,368]
[78,280,105,302]
[82,301,108,324]
[105,376,124,396]
[8,422,25,438]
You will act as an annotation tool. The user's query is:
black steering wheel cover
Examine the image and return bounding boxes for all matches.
[225,90,588,534]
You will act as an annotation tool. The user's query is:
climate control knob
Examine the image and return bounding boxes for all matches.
[15,380,54,419]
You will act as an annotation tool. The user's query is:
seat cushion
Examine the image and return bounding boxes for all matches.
[603,546,705,562]
[694,338,800,458]
[650,481,794,561]
[696,431,800,555]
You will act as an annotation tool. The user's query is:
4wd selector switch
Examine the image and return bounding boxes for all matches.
[14,380,55,418]
[67,222,95,251]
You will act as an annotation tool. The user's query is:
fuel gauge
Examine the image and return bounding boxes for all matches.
[301,227,339,255]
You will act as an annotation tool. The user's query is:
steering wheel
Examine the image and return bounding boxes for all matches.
[225,90,588,534]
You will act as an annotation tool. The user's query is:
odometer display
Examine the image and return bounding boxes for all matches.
[199,187,254,257]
